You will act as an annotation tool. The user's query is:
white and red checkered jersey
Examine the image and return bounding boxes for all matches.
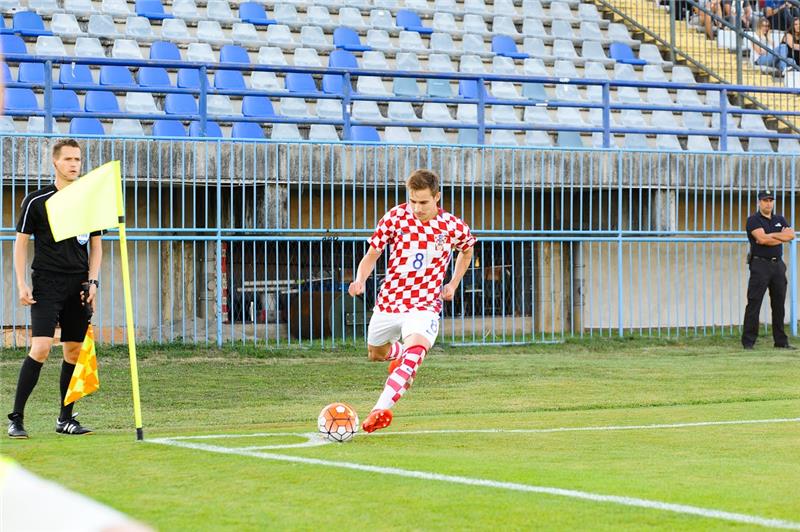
[368,203,477,314]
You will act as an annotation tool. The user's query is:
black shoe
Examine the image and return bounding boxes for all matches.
[8,413,28,439]
[55,415,93,435]
[743,344,754,350]
[774,344,797,350]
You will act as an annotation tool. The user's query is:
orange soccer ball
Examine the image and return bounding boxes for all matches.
[318,403,359,442]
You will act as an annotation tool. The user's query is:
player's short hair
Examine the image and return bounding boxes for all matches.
[52,138,81,159]
[406,169,439,195]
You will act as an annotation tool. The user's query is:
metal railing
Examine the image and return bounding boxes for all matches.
[1,53,799,146]
[1,136,797,346]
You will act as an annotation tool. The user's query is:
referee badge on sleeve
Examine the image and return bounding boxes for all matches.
[76,233,90,245]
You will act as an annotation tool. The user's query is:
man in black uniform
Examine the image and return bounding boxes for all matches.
[8,139,103,438]
[742,190,796,350]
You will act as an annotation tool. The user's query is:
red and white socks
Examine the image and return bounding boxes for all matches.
[373,345,428,411]
[385,341,403,361]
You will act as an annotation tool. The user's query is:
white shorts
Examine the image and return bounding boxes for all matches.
[367,310,440,348]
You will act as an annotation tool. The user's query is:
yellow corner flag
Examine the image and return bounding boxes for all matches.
[64,325,99,406]
[45,160,120,242]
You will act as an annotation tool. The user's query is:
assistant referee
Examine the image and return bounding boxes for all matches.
[7,139,103,438]
[742,190,796,350]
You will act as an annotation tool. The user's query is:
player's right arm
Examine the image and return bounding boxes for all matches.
[349,246,382,297]
[750,228,783,246]
[14,233,35,305]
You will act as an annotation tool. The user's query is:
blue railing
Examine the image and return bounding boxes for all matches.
[2,53,799,145]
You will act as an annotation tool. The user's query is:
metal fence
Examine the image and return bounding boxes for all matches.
[1,135,798,346]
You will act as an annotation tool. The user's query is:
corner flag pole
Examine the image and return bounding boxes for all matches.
[114,163,144,441]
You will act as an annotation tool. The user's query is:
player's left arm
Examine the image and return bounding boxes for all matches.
[87,234,102,308]
[773,217,795,242]
[442,245,474,301]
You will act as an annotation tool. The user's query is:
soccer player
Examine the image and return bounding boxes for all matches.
[349,169,476,433]
[7,139,102,438]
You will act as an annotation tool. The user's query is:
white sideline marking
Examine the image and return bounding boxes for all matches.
[148,417,800,529]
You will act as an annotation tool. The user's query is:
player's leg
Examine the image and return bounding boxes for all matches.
[366,311,403,361]
[54,290,93,435]
[362,312,438,433]
[7,285,60,438]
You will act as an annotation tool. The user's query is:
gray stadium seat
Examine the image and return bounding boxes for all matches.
[162,18,197,43]
[197,20,233,46]
[112,119,145,135]
[422,102,453,122]
[315,98,342,119]
[366,29,396,51]
[294,47,322,67]
[309,124,340,140]
[126,16,157,41]
[399,30,427,53]
[89,14,123,38]
[280,97,311,117]
[126,92,160,114]
[387,101,418,121]
[35,35,67,55]
[525,130,552,147]
[493,17,519,37]
[102,0,132,16]
[491,130,519,146]
[65,0,97,15]
[172,0,200,20]
[385,126,414,143]
[352,101,384,121]
[266,24,296,48]
[687,135,714,151]
[271,124,302,140]
[112,39,143,59]
[463,14,489,35]
[75,37,106,57]
[206,0,237,23]
[51,14,85,38]
[258,46,287,65]
[300,26,331,50]
[362,50,389,69]
[187,42,217,62]
[207,95,234,116]
[420,127,448,143]
[656,135,682,151]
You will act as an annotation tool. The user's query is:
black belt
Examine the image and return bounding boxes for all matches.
[752,256,781,262]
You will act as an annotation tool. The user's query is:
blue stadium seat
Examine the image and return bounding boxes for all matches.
[239,2,277,26]
[84,90,120,113]
[52,89,81,113]
[100,65,136,87]
[333,27,371,52]
[1,34,28,55]
[458,79,489,99]
[609,42,647,66]
[189,120,223,137]
[241,96,276,117]
[59,64,96,87]
[214,70,246,90]
[177,68,200,88]
[396,10,432,34]
[150,40,181,60]
[393,78,420,97]
[323,49,357,95]
[231,122,265,139]
[18,62,45,84]
[522,82,547,101]
[153,119,187,137]
[0,63,11,83]
[286,73,320,94]
[70,117,105,135]
[138,66,171,87]
[0,17,11,35]
[350,125,380,142]
[12,12,53,37]
[4,88,39,113]
[220,44,250,63]
[164,93,198,114]
[492,35,528,59]
[135,0,173,20]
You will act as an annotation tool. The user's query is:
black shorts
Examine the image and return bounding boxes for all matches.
[30,270,89,342]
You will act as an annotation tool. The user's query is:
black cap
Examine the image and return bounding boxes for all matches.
[758,190,775,200]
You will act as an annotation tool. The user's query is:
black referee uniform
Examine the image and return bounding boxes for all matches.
[16,184,100,341]
[741,192,792,349]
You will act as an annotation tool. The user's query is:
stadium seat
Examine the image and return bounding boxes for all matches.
[308,124,340,141]
[206,0,237,23]
[51,14,85,38]
[387,101,418,121]
[242,96,276,117]
[231,122,266,139]
[300,26,331,50]
[187,43,216,63]
[70,117,105,135]
[0,63,10,85]
[524,130,552,147]
[420,128,448,144]
[352,100,383,121]
[748,137,773,152]
[274,4,300,25]
[126,16,157,41]
[18,63,45,84]
[207,95,233,116]
[385,126,414,143]
[643,65,668,83]
[60,64,96,87]
[459,79,489,100]
[214,70,246,90]
[164,94,198,115]
[100,66,136,88]
[125,92,160,114]
[339,7,367,29]
[315,98,342,119]
[28,0,60,14]
[491,130,519,146]
[494,16,520,37]
[582,41,613,64]
[294,47,322,67]
[307,6,335,27]
[265,24,295,47]
[189,120,223,137]
[135,0,173,20]
[251,71,284,91]
[65,0,97,15]
[623,134,649,149]
[399,31,427,53]
[551,20,576,41]
[370,9,396,31]
[323,49,358,95]
[491,105,520,124]
[74,37,105,57]
[357,76,390,96]
[578,3,602,22]
[778,138,800,153]
[161,19,195,43]
[88,14,123,38]
[12,11,52,37]
[258,46,288,65]
[138,67,171,87]
[239,2,277,26]
[557,131,584,147]
[458,128,479,144]
[172,0,200,20]
[102,0,132,17]
[279,97,310,117]
[286,73,320,94]
[396,9,432,34]
[52,89,81,113]
[552,40,578,60]
[271,123,302,140]
[111,118,145,136]
[84,90,120,113]
[350,125,381,141]
[639,44,666,65]
[112,40,143,60]
[430,32,455,54]
[152,120,188,136]
[197,21,233,46]
[463,14,488,34]
[432,12,458,33]
[610,42,646,66]
[219,45,250,64]
[333,27,371,52]
[233,23,266,46]
[177,68,201,88]
[4,88,39,113]
[26,117,61,134]
[656,135,682,151]
[687,135,714,151]
[1,34,28,55]
[362,50,389,70]
[150,40,182,61]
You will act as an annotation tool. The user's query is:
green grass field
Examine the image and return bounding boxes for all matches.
[2,337,799,530]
